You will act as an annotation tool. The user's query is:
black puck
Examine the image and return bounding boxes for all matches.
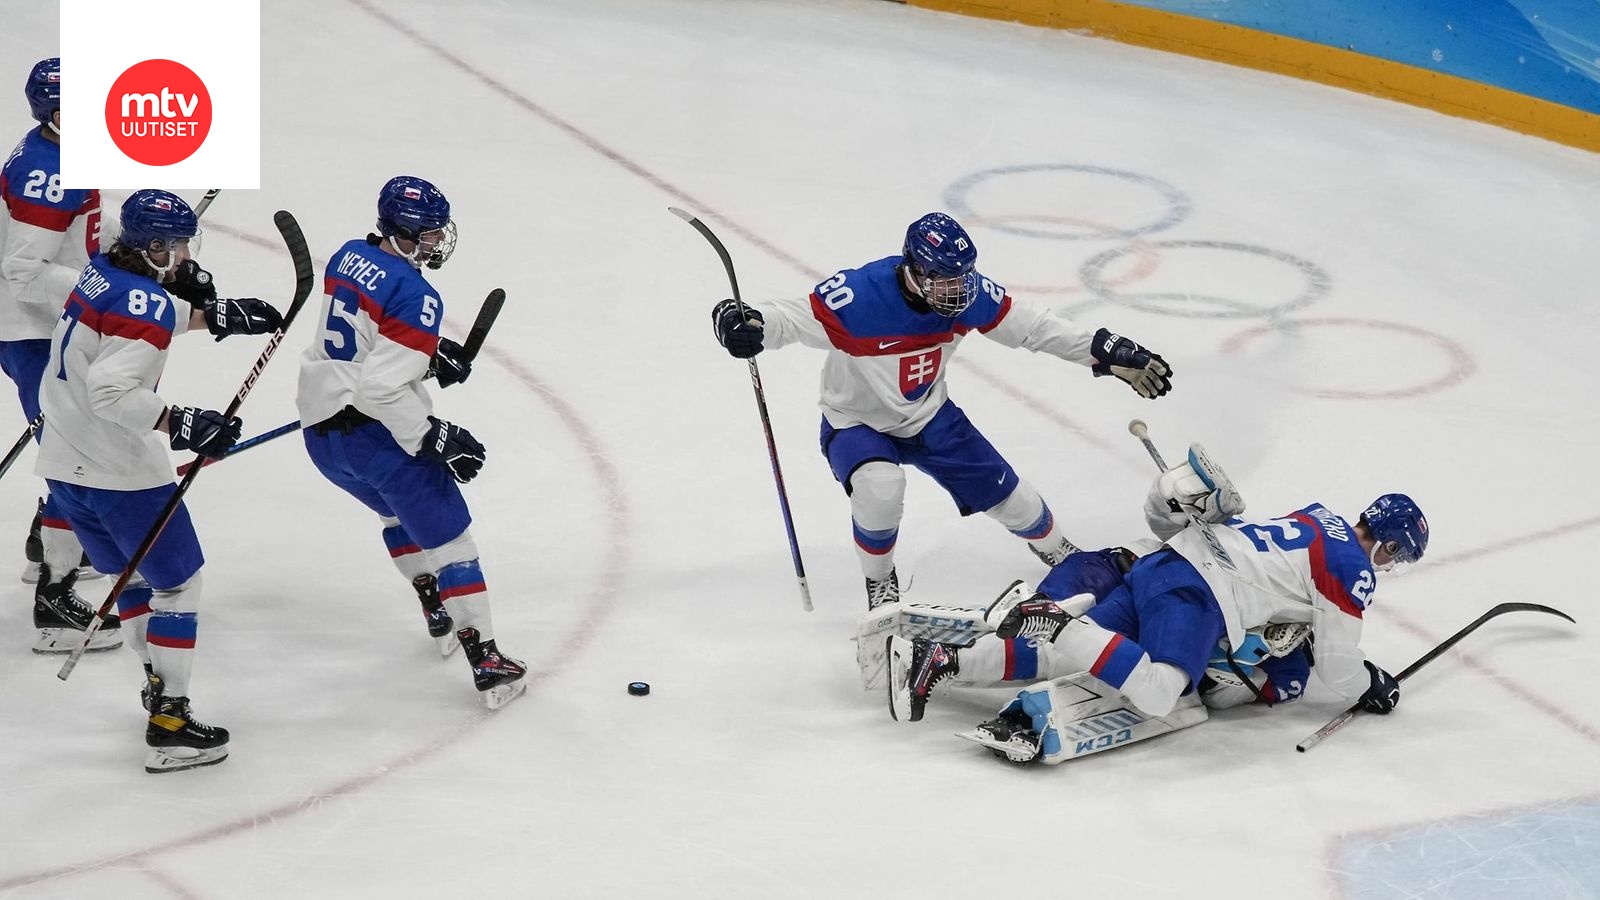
[627,681,650,696]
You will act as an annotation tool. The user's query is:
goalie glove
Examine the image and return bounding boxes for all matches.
[1090,327,1172,399]
[1143,442,1245,538]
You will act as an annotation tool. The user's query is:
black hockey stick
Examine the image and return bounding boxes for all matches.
[0,413,43,483]
[172,287,506,476]
[2,190,221,485]
[1295,601,1576,752]
[59,210,315,681]
[669,207,811,612]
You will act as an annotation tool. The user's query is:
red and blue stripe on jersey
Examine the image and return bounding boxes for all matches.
[323,238,441,357]
[1,128,99,249]
[807,256,1012,359]
[1287,504,1372,619]
[62,254,178,351]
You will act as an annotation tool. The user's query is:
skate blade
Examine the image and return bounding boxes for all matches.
[32,627,123,654]
[435,631,460,658]
[145,744,229,774]
[19,563,103,585]
[953,728,1039,764]
[482,678,527,710]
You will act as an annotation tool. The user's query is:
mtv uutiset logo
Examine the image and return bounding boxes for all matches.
[61,0,259,189]
[104,59,212,166]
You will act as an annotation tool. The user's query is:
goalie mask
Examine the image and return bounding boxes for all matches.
[1362,493,1428,573]
[903,212,979,316]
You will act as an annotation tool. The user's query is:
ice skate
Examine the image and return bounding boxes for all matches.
[887,635,959,723]
[32,566,121,654]
[413,574,459,657]
[993,597,1074,642]
[459,627,527,709]
[1028,535,1079,567]
[955,706,1042,764]
[144,676,229,774]
[865,569,900,610]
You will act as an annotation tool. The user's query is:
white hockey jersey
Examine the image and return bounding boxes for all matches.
[1166,504,1378,699]
[296,238,442,452]
[35,254,191,491]
[755,255,1095,437]
[1,127,100,340]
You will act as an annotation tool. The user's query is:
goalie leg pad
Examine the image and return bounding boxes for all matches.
[855,601,992,690]
[957,672,1208,765]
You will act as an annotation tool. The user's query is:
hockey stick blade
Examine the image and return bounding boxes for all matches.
[459,288,505,361]
[670,206,811,612]
[1294,601,1575,752]
[59,211,315,682]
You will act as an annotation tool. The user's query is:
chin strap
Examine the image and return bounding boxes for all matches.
[46,120,60,136]
[138,250,179,280]
[384,236,426,270]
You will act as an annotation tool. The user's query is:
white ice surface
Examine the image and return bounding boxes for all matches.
[2,1,1598,897]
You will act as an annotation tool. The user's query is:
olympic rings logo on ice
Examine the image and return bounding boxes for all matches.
[104,59,212,166]
[942,163,1476,400]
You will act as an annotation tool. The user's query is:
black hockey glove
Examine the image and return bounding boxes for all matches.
[1358,660,1400,714]
[203,297,284,341]
[168,259,217,305]
[167,406,242,459]
[429,336,472,388]
[712,299,764,359]
[1090,327,1172,399]
[418,417,485,483]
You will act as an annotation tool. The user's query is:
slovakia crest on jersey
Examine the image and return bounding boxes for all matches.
[899,349,942,400]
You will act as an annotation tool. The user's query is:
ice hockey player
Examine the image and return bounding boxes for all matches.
[887,443,1427,765]
[710,212,1172,608]
[296,175,526,709]
[37,189,284,772]
[1,57,105,647]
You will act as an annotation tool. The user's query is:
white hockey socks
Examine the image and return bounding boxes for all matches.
[849,462,904,580]
[1051,616,1192,718]
[984,482,1075,564]
[147,575,202,699]
[40,512,86,581]
[381,519,432,581]
[117,580,155,665]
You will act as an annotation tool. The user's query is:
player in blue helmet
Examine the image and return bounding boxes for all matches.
[296,176,527,710]
[25,57,61,125]
[35,188,283,771]
[2,56,110,648]
[709,211,1174,609]
[375,175,457,270]
[902,212,979,316]
[883,441,1427,766]
[1362,493,1428,572]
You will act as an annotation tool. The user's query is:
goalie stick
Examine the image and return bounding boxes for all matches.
[2,189,222,485]
[173,287,507,476]
[58,210,316,681]
[1295,601,1575,752]
[669,206,811,612]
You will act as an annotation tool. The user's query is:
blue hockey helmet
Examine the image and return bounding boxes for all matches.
[25,58,61,124]
[1362,493,1428,571]
[903,212,979,316]
[118,190,200,266]
[376,175,457,269]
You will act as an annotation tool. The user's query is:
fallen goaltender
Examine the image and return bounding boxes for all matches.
[861,434,1413,764]
[866,435,1574,765]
